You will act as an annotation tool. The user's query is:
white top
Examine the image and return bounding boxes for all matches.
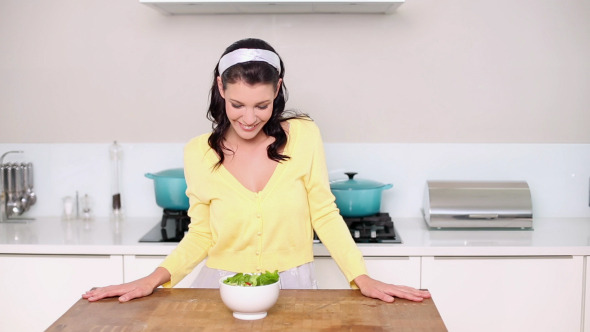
[1,217,590,256]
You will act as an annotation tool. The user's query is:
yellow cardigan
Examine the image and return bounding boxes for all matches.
[160,118,367,287]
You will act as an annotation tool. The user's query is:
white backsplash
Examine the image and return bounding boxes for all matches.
[1,143,589,219]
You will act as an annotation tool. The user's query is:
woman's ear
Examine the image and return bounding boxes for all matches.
[217,76,225,98]
[275,78,283,98]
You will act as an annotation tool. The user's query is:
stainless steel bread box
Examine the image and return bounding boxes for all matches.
[423,181,533,229]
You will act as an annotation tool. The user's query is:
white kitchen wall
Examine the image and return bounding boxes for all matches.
[1,142,588,220]
[2,2,589,222]
[1,0,589,144]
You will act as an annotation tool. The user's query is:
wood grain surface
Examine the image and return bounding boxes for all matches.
[47,289,447,331]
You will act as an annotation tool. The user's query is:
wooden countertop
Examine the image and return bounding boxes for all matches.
[47,288,446,331]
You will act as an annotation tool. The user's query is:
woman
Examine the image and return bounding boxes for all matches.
[83,38,430,303]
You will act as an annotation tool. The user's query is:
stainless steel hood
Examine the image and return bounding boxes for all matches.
[140,0,404,14]
[423,181,533,229]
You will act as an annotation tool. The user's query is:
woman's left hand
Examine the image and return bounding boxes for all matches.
[353,274,431,303]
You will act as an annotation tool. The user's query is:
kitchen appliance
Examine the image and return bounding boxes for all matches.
[423,180,533,229]
[140,210,401,244]
[330,172,393,217]
[1,151,36,222]
[145,168,189,211]
[139,209,190,242]
[343,213,401,243]
[313,213,401,244]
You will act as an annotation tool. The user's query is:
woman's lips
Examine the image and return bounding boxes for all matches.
[239,122,258,131]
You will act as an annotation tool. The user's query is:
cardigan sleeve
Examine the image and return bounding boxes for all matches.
[301,121,368,286]
[159,138,213,287]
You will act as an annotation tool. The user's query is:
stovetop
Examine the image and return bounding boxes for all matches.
[140,211,401,244]
[345,213,401,243]
[315,213,402,244]
[139,209,190,243]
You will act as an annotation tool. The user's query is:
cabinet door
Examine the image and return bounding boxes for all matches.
[314,256,421,289]
[422,256,583,332]
[585,257,590,332]
[0,254,123,332]
[123,255,205,288]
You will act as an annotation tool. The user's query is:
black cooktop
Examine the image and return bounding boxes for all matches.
[346,213,402,243]
[139,209,190,243]
[140,211,401,244]
[316,213,402,244]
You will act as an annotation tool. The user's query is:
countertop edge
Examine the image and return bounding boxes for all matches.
[2,217,590,257]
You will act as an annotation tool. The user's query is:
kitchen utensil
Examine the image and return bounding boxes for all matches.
[330,172,393,217]
[219,275,280,320]
[0,150,35,222]
[16,163,30,211]
[6,164,23,217]
[1,164,7,193]
[145,168,189,211]
[25,163,36,205]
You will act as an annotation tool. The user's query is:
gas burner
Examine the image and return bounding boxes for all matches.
[344,213,401,243]
[314,213,402,244]
[139,209,190,242]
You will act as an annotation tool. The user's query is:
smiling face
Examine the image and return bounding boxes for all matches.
[217,77,281,143]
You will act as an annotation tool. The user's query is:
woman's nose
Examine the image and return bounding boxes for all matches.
[242,108,257,124]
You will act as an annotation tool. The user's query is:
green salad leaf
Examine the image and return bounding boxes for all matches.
[223,270,279,287]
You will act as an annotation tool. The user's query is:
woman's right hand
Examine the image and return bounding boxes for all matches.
[82,267,170,303]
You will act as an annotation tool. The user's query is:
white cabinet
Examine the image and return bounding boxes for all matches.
[123,255,205,288]
[314,256,421,289]
[585,257,590,332]
[2,251,587,331]
[421,256,584,332]
[0,254,123,332]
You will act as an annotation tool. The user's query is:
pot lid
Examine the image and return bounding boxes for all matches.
[330,172,388,190]
[147,168,185,178]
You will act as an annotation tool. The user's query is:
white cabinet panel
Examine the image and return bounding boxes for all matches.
[422,256,584,332]
[123,255,204,288]
[0,254,123,332]
[314,256,421,289]
[585,256,590,332]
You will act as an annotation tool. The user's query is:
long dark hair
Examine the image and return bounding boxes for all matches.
[207,38,308,168]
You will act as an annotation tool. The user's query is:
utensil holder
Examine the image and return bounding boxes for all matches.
[1,150,36,222]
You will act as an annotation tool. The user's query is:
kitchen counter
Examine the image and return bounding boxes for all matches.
[1,216,590,256]
[46,288,447,331]
[3,217,590,332]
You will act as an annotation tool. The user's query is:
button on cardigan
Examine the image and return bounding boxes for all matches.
[160,118,367,288]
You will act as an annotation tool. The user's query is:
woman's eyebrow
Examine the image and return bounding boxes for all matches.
[229,98,272,106]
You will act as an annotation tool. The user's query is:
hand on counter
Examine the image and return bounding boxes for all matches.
[353,274,431,303]
[83,267,171,303]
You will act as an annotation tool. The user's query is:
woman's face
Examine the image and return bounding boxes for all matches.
[217,77,281,142]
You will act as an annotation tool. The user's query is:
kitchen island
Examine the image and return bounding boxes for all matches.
[2,217,590,331]
[47,288,447,331]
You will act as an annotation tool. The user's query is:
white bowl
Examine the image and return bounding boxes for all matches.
[219,275,280,320]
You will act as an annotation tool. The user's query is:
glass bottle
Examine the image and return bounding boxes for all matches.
[110,141,124,220]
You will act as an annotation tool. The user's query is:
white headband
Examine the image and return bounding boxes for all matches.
[217,48,281,76]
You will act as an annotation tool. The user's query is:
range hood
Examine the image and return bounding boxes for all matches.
[423,180,534,229]
[140,0,404,14]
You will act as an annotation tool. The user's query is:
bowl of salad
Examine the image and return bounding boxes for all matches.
[219,270,280,320]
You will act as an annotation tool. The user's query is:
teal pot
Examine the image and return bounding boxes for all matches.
[145,168,190,211]
[330,172,394,218]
